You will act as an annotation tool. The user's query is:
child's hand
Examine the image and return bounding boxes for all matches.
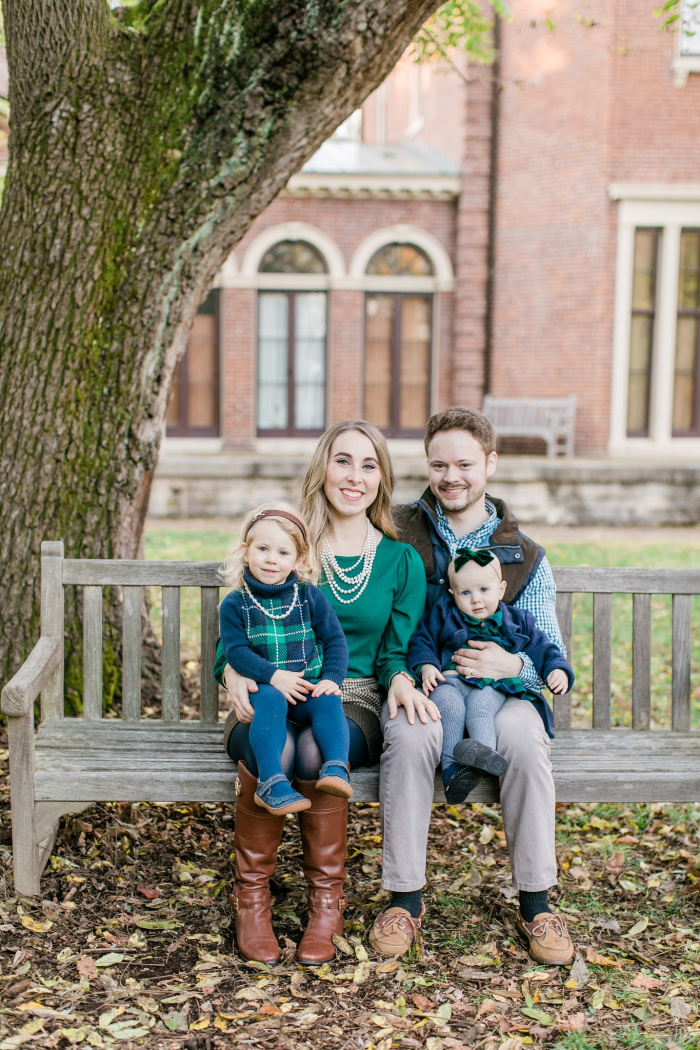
[421,664,445,696]
[547,669,569,694]
[271,669,311,704]
[311,679,341,698]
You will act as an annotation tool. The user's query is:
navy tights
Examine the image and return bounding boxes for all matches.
[227,714,369,781]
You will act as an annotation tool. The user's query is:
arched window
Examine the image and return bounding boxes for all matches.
[259,240,327,275]
[366,243,434,277]
[257,241,328,435]
[364,243,434,437]
[166,291,220,437]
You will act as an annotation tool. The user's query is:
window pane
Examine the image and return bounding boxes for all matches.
[631,230,657,309]
[678,231,700,309]
[366,243,434,277]
[673,317,698,433]
[673,230,700,434]
[187,314,217,427]
[399,297,431,431]
[627,229,659,436]
[627,315,653,434]
[258,293,289,430]
[364,295,393,428]
[294,293,326,430]
[259,240,327,274]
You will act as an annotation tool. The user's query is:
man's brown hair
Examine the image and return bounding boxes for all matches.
[424,406,496,456]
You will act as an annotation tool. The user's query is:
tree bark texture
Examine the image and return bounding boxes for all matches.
[0,0,442,709]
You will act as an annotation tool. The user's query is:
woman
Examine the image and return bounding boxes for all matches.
[214,420,439,965]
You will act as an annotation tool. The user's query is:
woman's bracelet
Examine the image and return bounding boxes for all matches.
[390,669,416,687]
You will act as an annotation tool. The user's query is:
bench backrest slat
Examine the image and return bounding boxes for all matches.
[554,592,573,730]
[122,586,142,722]
[83,586,103,721]
[41,542,65,722]
[552,566,700,593]
[162,587,181,723]
[632,593,652,730]
[64,560,222,586]
[672,594,692,731]
[200,587,221,724]
[592,593,612,729]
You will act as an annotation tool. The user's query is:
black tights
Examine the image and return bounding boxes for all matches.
[227,718,369,781]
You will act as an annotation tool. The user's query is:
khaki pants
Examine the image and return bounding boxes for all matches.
[379,698,557,892]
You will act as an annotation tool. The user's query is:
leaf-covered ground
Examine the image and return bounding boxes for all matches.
[1,723,699,1050]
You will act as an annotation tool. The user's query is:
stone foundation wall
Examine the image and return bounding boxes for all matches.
[149,455,700,526]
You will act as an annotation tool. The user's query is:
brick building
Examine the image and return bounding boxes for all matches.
[162,0,700,465]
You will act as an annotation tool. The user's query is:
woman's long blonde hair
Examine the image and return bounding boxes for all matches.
[221,500,318,590]
[300,420,397,547]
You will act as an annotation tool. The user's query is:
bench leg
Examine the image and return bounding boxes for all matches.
[8,712,41,896]
[35,802,94,881]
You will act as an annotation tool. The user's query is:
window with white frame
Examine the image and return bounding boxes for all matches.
[363,243,434,438]
[680,0,700,57]
[257,240,328,436]
[611,191,700,450]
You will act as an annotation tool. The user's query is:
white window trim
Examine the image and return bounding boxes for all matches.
[609,187,700,456]
[672,0,700,85]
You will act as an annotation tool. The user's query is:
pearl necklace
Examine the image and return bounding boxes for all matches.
[243,581,299,620]
[321,519,377,604]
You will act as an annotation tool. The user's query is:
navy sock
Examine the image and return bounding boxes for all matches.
[442,761,460,787]
[519,890,551,922]
[390,890,423,919]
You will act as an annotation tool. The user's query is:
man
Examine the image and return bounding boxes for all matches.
[368,406,574,966]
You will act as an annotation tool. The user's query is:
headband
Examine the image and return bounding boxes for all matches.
[245,510,307,544]
[453,547,498,574]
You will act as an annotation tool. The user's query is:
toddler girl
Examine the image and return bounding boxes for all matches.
[219,502,350,815]
[407,548,574,804]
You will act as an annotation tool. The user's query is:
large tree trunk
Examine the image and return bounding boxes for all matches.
[0,0,442,708]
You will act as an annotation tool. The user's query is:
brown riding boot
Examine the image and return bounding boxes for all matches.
[295,777,348,965]
[230,760,285,964]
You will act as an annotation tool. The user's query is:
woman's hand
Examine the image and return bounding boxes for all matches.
[452,640,523,680]
[547,668,569,694]
[223,664,257,724]
[270,669,311,704]
[310,679,342,698]
[421,664,444,696]
[387,672,441,725]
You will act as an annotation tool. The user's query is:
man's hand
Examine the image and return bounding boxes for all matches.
[387,672,441,725]
[452,640,523,680]
[547,668,569,694]
[421,664,445,696]
[311,678,342,698]
[223,664,257,724]
[270,669,311,704]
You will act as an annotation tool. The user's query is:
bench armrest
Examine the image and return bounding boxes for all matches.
[1,637,62,717]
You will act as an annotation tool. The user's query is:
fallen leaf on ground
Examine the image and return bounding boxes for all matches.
[76,957,98,981]
[629,972,665,990]
[136,884,161,899]
[585,947,620,967]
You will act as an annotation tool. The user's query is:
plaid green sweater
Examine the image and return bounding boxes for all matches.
[219,569,348,685]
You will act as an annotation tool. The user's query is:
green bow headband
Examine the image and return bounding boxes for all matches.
[453,548,496,574]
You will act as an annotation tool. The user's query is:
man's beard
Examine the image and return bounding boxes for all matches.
[436,482,486,516]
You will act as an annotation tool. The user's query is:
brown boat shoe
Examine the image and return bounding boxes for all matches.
[516,911,575,966]
[368,903,425,957]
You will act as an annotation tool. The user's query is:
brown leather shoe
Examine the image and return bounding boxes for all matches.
[369,903,425,957]
[231,761,285,964]
[516,911,574,965]
[294,777,348,965]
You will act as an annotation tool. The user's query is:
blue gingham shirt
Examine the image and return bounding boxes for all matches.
[435,499,565,690]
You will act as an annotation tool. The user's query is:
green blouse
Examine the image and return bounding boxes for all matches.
[213,536,426,692]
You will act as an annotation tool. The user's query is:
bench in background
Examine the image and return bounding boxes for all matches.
[2,542,699,896]
[482,394,577,457]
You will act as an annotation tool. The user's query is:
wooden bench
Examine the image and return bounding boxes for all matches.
[3,542,699,897]
[482,394,577,457]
